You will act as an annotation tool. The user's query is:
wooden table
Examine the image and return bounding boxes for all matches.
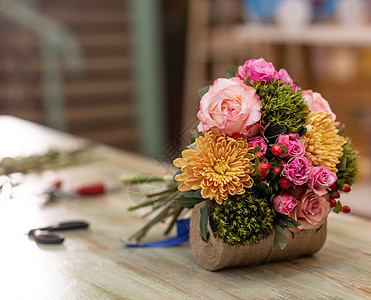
[1,116,370,299]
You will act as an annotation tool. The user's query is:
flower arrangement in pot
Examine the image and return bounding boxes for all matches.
[123,58,358,271]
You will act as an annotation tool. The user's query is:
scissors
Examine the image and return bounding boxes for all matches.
[28,220,89,244]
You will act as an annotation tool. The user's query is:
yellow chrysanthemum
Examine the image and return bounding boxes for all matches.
[301,111,345,172]
[173,132,254,204]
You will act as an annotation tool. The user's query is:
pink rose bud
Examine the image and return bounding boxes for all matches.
[248,136,267,155]
[302,90,336,121]
[277,133,305,159]
[282,156,312,185]
[237,58,279,83]
[273,194,298,215]
[197,77,262,137]
[308,167,337,196]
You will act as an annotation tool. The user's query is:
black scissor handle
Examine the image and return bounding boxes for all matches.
[28,220,89,245]
[32,230,65,245]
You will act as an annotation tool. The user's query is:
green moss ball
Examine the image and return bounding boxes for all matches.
[210,191,275,246]
[251,80,309,133]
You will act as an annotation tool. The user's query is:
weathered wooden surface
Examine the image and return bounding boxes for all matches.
[0,116,370,299]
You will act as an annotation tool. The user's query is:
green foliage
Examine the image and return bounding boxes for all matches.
[200,202,211,240]
[198,85,210,98]
[332,200,342,214]
[273,213,301,250]
[211,191,275,246]
[224,65,239,78]
[175,190,205,208]
[274,224,289,250]
[335,137,359,189]
[274,213,301,228]
[251,80,309,133]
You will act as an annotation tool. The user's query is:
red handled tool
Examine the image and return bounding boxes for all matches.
[44,180,121,203]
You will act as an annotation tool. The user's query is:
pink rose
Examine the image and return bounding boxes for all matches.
[302,90,336,121]
[308,167,337,196]
[248,136,267,155]
[277,133,305,159]
[237,58,279,83]
[282,156,312,185]
[273,194,298,215]
[197,77,262,137]
[290,190,331,230]
[278,68,300,90]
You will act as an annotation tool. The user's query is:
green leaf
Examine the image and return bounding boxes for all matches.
[297,125,307,136]
[338,157,347,171]
[252,145,261,154]
[255,181,268,194]
[198,85,210,98]
[182,190,203,198]
[279,143,288,155]
[200,203,211,240]
[224,65,239,78]
[274,213,301,228]
[333,200,342,214]
[337,123,345,136]
[175,192,205,208]
[274,225,289,250]
[264,125,287,140]
[255,155,260,167]
[187,142,197,150]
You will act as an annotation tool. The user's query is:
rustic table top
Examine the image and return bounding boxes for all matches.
[0,116,370,300]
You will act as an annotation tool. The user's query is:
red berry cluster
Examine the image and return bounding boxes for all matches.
[253,144,289,189]
[252,141,352,215]
[328,183,351,213]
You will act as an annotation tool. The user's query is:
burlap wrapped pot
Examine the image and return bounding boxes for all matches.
[190,203,327,271]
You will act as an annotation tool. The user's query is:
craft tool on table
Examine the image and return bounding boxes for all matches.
[28,220,89,244]
[44,179,122,203]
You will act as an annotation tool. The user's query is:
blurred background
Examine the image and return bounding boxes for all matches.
[0,0,370,181]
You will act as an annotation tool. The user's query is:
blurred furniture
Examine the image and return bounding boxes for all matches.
[0,0,154,154]
[0,116,370,298]
[183,0,371,162]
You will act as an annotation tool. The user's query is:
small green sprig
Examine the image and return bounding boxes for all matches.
[0,146,95,176]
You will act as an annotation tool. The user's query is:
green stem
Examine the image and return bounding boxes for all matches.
[163,206,183,235]
[129,203,174,241]
[121,176,169,184]
[128,192,172,211]
[146,184,178,198]
[143,190,180,218]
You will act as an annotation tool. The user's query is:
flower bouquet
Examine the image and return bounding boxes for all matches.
[124,58,358,271]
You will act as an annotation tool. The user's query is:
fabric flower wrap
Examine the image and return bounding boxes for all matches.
[277,68,300,90]
[282,156,312,185]
[237,58,278,83]
[308,167,337,196]
[302,90,336,121]
[248,136,267,155]
[290,190,331,230]
[197,77,262,137]
[273,194,297,215]
[277,133,305,159]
